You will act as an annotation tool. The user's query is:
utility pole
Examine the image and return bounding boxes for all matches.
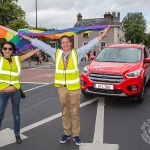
[28,26,33,66]
[35,0,37,29]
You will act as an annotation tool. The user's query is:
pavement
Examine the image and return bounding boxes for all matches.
[21,57,54,69]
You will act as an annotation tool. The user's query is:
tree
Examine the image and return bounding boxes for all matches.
[0,0,28,30]
[0,0,18,4]
[144,33,150,47]
[122,12,146,44]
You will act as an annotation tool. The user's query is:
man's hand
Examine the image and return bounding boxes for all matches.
[98,26,110,41]
[20,34,32,42]
[20,34,29,40]
[102,26,110,37]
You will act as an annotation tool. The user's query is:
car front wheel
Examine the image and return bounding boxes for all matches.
[136,84,145,103]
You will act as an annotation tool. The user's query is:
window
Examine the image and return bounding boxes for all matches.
[49,41,56,48]
[82,33,89,38]
[96,48,141,63]
[83,42,88,46]
[101,42,106,49]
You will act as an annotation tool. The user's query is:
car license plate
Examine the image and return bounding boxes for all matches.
[94,84,114,90]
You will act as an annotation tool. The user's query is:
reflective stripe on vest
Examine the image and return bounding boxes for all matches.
[0,80,19,84]
[55,78,80,84]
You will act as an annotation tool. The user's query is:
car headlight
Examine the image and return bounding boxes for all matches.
[83,66,89,74]
[125,69,141,78]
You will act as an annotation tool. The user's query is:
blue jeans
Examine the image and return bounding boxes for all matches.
[0,90,21,135]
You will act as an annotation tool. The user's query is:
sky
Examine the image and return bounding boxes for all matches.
[17,0,150,33]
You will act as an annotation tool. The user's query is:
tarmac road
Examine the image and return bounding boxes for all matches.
[0,60,150,150]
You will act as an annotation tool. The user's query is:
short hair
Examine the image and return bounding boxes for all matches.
[0,41,16,56]
[59,35,71,43]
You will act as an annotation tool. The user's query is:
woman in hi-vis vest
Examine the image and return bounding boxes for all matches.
[21,26,110,146]
[0,41,40,144]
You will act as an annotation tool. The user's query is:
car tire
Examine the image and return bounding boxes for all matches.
[136,84,145,103]
[146,79,150,86]
[82,90,92,96]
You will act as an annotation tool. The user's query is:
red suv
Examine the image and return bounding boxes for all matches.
[81,43,150,103]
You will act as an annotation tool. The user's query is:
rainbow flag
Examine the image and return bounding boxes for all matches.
[1,24,117,53]
[18,25,109,38]
[0,25,34,53]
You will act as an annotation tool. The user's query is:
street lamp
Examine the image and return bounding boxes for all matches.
[35,0,37,29]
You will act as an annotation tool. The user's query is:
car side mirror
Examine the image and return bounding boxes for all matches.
[90,56,95,60]
[144,58,150,63]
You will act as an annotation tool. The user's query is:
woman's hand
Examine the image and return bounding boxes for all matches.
[20,48,40,62]
[3,86,16,91]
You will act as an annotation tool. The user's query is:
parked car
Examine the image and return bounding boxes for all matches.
[81,43,150,103]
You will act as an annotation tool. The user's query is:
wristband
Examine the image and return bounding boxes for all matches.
[27,37,30,41]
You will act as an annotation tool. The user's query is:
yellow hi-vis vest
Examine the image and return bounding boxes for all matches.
[54,49,80,90]
[0,56,21,90]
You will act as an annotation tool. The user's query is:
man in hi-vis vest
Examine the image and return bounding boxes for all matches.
[21,26,110,146]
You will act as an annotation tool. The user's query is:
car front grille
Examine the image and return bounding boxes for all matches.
[88,73,124,84]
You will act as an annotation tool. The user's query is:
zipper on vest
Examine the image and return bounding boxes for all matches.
[9,60,12,85]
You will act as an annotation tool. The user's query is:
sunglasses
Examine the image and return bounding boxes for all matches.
[3,47,13,51]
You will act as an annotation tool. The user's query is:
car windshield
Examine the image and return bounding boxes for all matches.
[95,47,142,63]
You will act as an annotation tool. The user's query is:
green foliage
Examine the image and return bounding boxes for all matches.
[0,0,28,30]
[0,1,58,47]
[144,33,150,47]
[0,0,28,45]
[32,27,56,31]
[122,12,147,44]
[7,18,28,31]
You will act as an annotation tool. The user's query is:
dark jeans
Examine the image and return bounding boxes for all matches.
[0,90,21,135]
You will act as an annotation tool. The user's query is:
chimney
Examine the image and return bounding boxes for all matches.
[104,12,113,22]
[77,13,82,21]
[117,12,120,21]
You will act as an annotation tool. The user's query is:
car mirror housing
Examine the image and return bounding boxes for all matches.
[145,58,150,63]
[90,55,95,60]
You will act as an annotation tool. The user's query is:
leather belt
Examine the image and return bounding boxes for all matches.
[0,89,16,93]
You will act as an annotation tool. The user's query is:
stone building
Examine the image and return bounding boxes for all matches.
[73,12,126,54]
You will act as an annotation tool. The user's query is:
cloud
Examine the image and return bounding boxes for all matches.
[18,0,150,32]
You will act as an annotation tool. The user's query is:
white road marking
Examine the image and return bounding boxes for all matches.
[0,128,27,147]
[80,97,119,150]
[20,97,98,133]
[21,82,50,84]
[0,97,119,149]
[0,97,98,147]
[36,73,54,77]
[20,82,54,92]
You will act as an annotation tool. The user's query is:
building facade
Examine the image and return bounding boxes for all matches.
[74,12,126,54]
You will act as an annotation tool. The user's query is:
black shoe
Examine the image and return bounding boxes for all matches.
[15,135,22,144]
